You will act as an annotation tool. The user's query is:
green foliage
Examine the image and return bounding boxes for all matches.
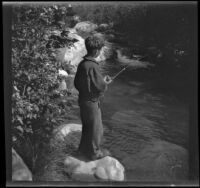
[11,5,75,171]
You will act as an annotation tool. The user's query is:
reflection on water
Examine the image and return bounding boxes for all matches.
[100,58,189,181]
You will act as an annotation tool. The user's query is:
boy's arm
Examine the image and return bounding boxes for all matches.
[88,65,108,93]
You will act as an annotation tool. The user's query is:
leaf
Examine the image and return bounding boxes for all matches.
[12,136,17,142]
[16,116,23,125]
[16,126,24,133]
[27,86,31,92]
[25,127,33,134]
[13,86,19,91]
[18,108,24,115]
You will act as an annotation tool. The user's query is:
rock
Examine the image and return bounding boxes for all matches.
[53,123,82,142]
[58,79,67,91]
[74,21,98,34]
[97,23,111,32]
[64,156,125,181]
[116,49,152,68]
[95,166,107,180]
[95,156,125,181]
[65,75,75,91]
[58,69,68,77]
[55,29,87,67]
[12,148,32,181]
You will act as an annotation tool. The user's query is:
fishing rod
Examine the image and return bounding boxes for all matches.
[111,64,130,80]
[110,55,148,81]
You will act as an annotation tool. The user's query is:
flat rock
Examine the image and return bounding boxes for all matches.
[53,123,82,142]
[64,155,125,181]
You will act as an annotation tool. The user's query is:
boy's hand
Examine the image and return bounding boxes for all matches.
[104,75,112,84]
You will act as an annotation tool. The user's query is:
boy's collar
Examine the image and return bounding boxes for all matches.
[84,55,99,65]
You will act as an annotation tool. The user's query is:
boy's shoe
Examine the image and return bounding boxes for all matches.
[74,150,91,162]
[91,149,111,160]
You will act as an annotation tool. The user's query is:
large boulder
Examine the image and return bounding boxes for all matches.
[12,148,32,181]
[55,29,87,68]
[64,156,125,181]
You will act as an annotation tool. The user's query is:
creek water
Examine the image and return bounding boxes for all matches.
[37,45,191,182]
[98,55,190,181]
[56,37,191,181]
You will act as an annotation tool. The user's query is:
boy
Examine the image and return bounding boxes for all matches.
[74,35,112,160]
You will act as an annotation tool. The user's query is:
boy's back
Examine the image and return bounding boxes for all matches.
[74,57,107,103]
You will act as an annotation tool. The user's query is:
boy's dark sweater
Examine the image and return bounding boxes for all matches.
[74,56,107,104]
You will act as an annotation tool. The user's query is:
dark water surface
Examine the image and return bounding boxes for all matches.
[99,58,189,181]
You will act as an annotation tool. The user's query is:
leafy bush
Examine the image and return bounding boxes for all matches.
[11,5,75,171]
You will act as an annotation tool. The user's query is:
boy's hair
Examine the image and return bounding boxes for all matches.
[85,35,104,55]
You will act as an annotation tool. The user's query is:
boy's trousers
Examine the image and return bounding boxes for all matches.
[78,101,103,158]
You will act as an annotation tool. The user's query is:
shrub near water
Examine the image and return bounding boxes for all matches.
[11,5,74,172]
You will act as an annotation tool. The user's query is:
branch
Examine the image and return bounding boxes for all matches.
[22,85,27,97]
